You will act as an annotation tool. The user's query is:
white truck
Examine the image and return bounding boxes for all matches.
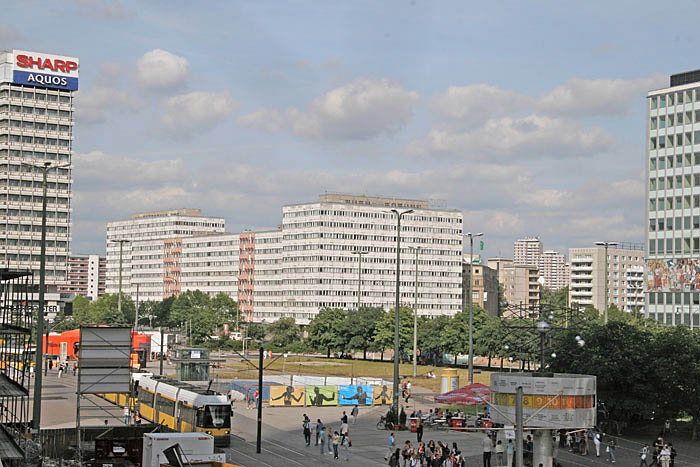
[142,433,225,466]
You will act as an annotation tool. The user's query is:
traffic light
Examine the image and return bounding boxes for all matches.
[480,240,484,251]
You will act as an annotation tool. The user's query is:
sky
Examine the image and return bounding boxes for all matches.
[3,0,700,258]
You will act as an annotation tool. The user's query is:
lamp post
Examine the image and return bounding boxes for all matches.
[23,161,69,432]
[352,250,368,310]
[110,239,130,318]
[595,241,618,324]
[536,320,551,370]
[408,246,421,378]
[390,208,413,419]
[464,232,483,384]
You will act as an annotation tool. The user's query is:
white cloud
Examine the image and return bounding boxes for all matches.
[0,24,23,47]
[73,151,189,188]
[408,114,611,160]
[75,87,140,124]
[431,84,533,127]
[136,49,189,90]
[238,77,419,140]
[537,74,667,116]
[161,90,239,132]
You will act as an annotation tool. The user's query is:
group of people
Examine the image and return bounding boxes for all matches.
[640,435,677,467]
[386,436,472,467]
[303,409,354,461]
[47,359,77,378]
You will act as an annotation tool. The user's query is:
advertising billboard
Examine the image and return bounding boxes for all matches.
[12,49,79,91]
[646,258,700,292]
[305,385,338,406]
[339,385,372,406]
[269,385,306,407]
[78,327,131,394]
[372,384,393,405]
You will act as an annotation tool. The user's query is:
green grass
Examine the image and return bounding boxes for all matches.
[213,355,493,393]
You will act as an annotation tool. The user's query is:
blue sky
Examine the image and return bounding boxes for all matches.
[3,0,700,257]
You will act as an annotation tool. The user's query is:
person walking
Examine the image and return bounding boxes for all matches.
[593,430,601,457]
[495,440,504,467]
[385,432,396,461]
[302,414,311,446]
[483,433,493,467]
[668,442,676,467]
[607,437,617,463]
[416,417,423,443]
[640,444,649,467]
[351,404,359,424]
[389,448,401,467]
[341,411,348,424]
[315,419,323,446]
[58,363,64,378]
[659,444,671,467]
[332,431,340,459]
[506,439,514,467]
[343,435,351,461]
[340,420,349,445]
[319,426,326,455]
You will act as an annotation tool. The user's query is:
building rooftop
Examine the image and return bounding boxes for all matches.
[318,193,429,209]
[670,69,700,87]
[131,208,203,220]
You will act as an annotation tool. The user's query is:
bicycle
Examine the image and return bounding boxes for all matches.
[376,415,395,430]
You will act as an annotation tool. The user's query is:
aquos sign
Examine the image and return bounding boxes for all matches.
[12,49,79,91]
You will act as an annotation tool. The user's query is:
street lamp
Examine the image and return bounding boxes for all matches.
[110,239,131,318]
[23,160,70,432]
[464,232,483,384]
[390,208,413,419]
[352,250,368,310]
[536,320,551,370]
[595,241,618,324]
[408,246,421,378]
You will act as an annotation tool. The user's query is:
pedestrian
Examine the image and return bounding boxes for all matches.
[315,419,323,445]
[134,411,141,425]
[351,404,359,424]
[49,360,53,371]
[402,441,413,467]
[254,388,259,409]
[343,435,351,461]
[341,411,348,424]
[57,363,63,378]
[385,432,396,461]
[483,433,493,467]
[123,406,130,425]
[496,440,504,467]
[507,439,514,467]
[332,431,340,459]
[659,444,671,467]
[319,425,326,455]
[389,448,401,467]
[416,417,423,443]
[640,444,649,467]
[593,430,601,457]
[607,437,617,463]
[104,419,108,427]
[340,420,349,445]
[405,380,412,403]
[302,414,311,446]
[668,442,676,467]
[327,425,334,453]
[72,362,77,376]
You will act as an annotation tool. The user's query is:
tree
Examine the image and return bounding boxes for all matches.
[89,293,133,325]
[268,317,301,349]
[474,315,508,368]
[373,307,414,360]
[340,307,383,359]
[541,286,569,309]
[170,290,218,344]
[245,322,266,342]
[307,308,347,357]
[418,315,452,365]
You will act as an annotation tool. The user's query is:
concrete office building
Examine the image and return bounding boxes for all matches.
[514,237,543,267]
[568,245,644,313]
[646,70,700,325]
[108,194,463,324]
[106,209,225,300]
[0,50,77,289]
[58,253,106,300]
[625,265,645,314]
[462,257,499,316]
[539,250,569,290]
[488,258,540,314]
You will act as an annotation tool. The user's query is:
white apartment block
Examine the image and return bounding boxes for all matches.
[624,265,645,313]
[646,70,700,326]
[0,50,76,287]
[108,195,464,324]
[539,250,569,290]
[514,237,542,267]
[58,253,106,300]
[106,209,225,300]
[568,246,644,313]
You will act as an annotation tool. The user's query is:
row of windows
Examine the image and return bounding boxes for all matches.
[649,195,700,211]
[650,89,700,109]
[650,173,700,191]
[107,221,223,231]
[0,179,70,191]
[282,243,458,256]
[649,132,698,150]
[0,105,72,118]
[0,133,70,147]
[649,216,700,231]
[0,239,67,248]
[649,152,700,170]
[0,224,69,234]
[283,208,462,224]
[648,237,700,254]
[0,88,72,102]
[284,220,461,235]
[0,149,70,161]
[0,118,71,133]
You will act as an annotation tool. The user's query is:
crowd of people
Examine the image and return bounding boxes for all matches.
[302,408,355,461]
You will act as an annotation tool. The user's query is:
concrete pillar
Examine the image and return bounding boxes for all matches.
[533,429,553,467]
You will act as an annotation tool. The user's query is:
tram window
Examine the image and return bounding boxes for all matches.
[159,397,175,416]
[138,388,154,406]
[198,405,231,428]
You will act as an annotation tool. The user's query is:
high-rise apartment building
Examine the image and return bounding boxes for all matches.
[108,195,463,324]
[539,250,569,290]
[568,245,644,313]
[487,258,540,314]
[462,258,499,316]
[0,50,77,292]
[106,209,225,300]
[514,237,543,267]
[646,70,700,326]
[58,253,106,300]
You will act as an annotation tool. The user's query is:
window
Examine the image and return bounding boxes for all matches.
[695,216,700,229]
[658,218,665,230]
[669,114,675,126]
[666,176,673,189]
[649,239,656,253]
[659,137,666,149]
[650,219,656,231]
[660,95,666,107]
[651,96,658,109]
[677,112,684,124]
[685,217,691,229]
[650,158,657,170]
[660,116,666,128]
[650,199,656,211]
[651,138,657,150]
[659,158,666,169]
[651,117,657,129]
[686,111,693,124]
[658,239,664,253]
[677,92,684,104]
[676,238,682,254]
[650,179,657,191]
[669,94,675,106]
